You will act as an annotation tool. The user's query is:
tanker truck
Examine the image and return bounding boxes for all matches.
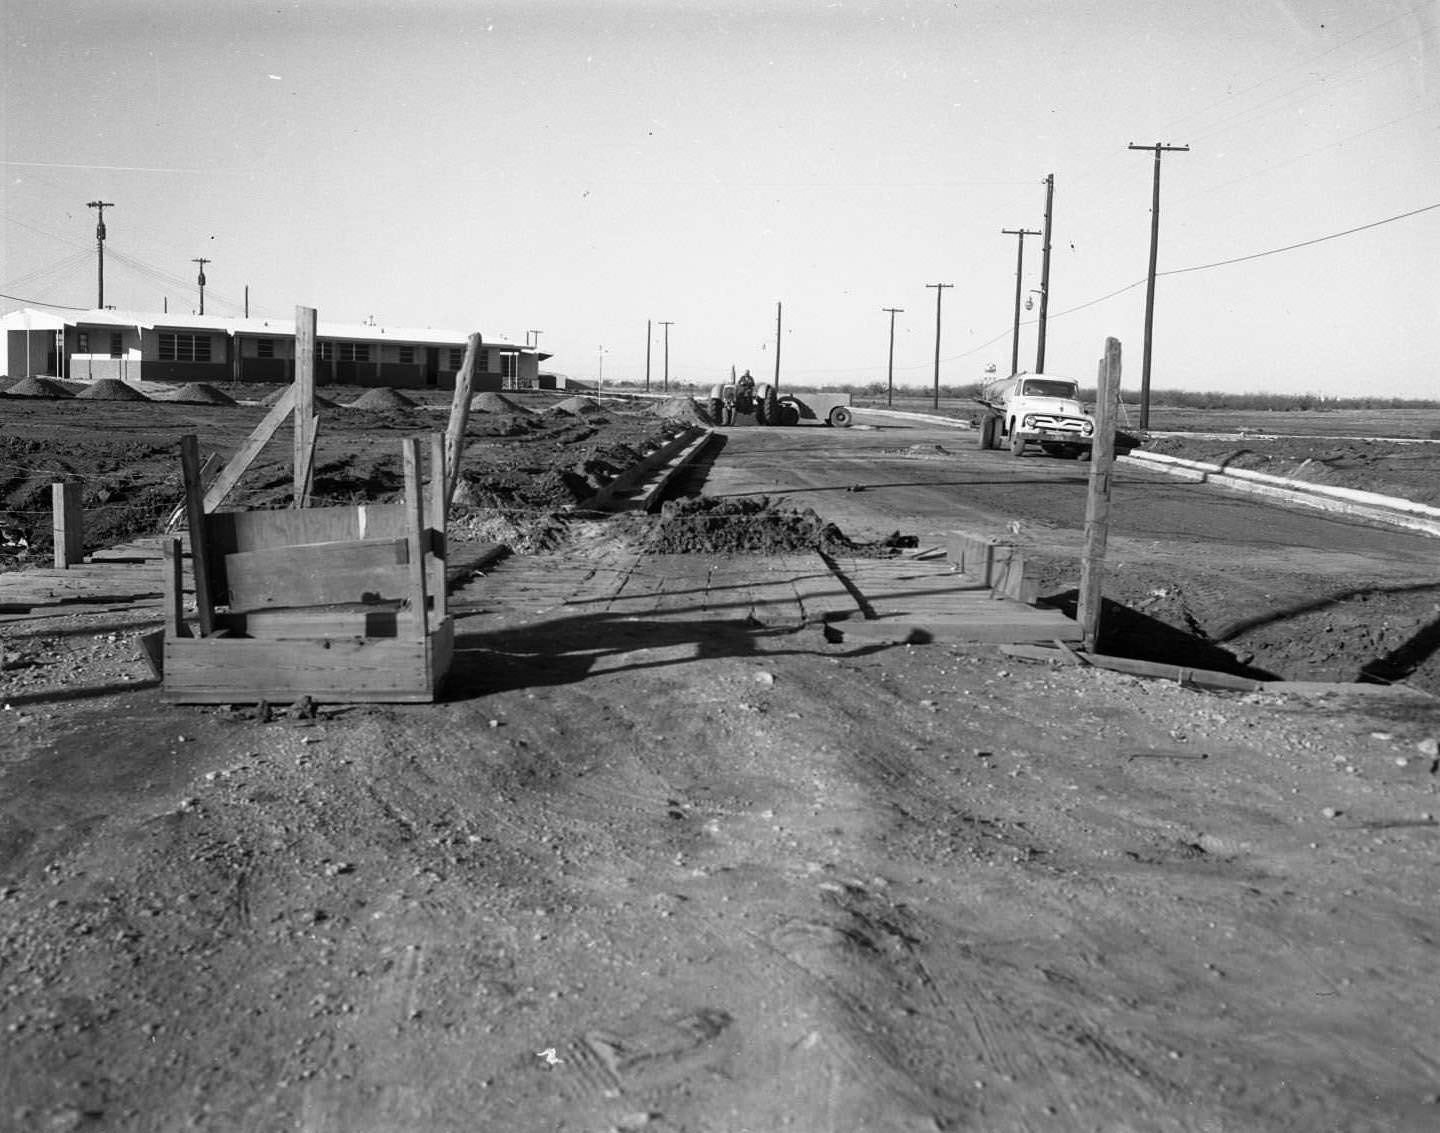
[976,372,1095,458]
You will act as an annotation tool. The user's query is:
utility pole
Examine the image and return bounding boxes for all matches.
[645,319,652,392]
[659,320,674,392]
[1128,142,1189,431]
[1036,174,1055,373]
[192,257,210,316]
[882,307,903,407]
[925,283,952,411]
[1002,228,1041,376]
[86,201,113,309]
[773,301,782,389]
[244,285,250,318]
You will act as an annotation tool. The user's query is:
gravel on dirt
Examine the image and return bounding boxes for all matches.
[2,376,75,399]
[156,383,237,406]
[347,388,417,411]
[75,380,150,402]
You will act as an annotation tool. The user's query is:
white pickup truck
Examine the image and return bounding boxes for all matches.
[977,372,1095,458]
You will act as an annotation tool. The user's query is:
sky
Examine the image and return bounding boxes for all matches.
[2,0,1437,398]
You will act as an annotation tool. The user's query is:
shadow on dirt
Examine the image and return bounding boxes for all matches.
[446,614,884,698]
[1041,590,1280,680]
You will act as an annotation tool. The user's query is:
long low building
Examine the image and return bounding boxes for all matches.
[1,307,551,391]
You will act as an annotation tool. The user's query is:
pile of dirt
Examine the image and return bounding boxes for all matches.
[2,376,74,399]
[159,383,237,406]
[348,388,417,411]
[471,392,532,415]
[651,397,714,426]
[75,379,150,402]
[642,496,914,556]
[548,396,608,419]
[1144,435,1440,507]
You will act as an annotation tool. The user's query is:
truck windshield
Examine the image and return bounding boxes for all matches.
[1022,379,1079,399]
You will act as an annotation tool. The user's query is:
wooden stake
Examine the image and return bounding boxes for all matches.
[51,481,83,569]
[180,434,216,637]
[203,385,297,512]
[401,437,429,639]
[428,432,448,621]
[444,332,481,515]
[293,305,317,507]
[1078,337,1121,652]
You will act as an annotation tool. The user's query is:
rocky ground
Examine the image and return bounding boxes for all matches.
[2,391,1440,1130]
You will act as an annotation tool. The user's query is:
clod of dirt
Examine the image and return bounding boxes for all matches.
[76,379,151,402]
[642,496,913,556]
[348,388,417,411]
[157,383,237,406]
[549,396,607,418]
[3,376,75,399]
[471,392,533,415]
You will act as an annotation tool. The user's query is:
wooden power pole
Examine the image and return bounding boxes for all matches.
[882,306,903,407]
[1002,228,1041,375]
[1128,143,1189,431]
[925,283,952,411]
[1077,336,1122,652]
[1036,174,1055,373]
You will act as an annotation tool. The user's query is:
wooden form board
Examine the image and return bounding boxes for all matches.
[944,531,1041,606]
[163,433,452,703]
[162,618,454,704]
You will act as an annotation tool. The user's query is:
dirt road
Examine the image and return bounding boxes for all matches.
[3,406,1440,1131]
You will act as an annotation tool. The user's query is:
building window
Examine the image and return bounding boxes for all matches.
[158,332,212,363]
[337,342,370,363]
[478,349,490,372]
[448,347,464,369]
[501,352,518,379]
[398,345,415,365]
[77,332,90,354]
[109,332,122,357]
[318,341,334,361]
[257,338,275,359]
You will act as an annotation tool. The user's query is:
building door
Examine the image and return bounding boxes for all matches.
[425,347,439,388]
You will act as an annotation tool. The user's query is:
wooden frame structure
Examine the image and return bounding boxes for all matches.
[159,432,454,704]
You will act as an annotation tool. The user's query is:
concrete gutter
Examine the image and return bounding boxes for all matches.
[849,407,973,428]
[1121,450,1440,538]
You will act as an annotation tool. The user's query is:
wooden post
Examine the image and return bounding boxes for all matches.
[51,481,84,568]
[1077,337,1121,653]
[401,438,429,638]
[427,433,448,621]
[443,332,481,515]
[294,305,317,507]
[180,435,216,637]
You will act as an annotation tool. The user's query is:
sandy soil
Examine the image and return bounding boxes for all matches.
[3,396,1440,1130]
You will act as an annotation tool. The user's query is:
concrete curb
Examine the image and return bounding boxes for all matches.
[1120,450,1440,538]
[850,407,974,428]
[588,426,706,508]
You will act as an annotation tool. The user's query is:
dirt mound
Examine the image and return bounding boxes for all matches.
[3,376,74,399]
[651,397,714,426]
[159,383,237,406]
[642,496,914,556]
[471,392,532,415]
[548,396,608,418]
[349,387,417,410]
[76,379,150,402]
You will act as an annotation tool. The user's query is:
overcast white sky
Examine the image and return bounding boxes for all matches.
[2,0,1436,397]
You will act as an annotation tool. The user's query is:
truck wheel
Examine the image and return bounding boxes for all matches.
[829,406,853,428]
[1009,427,1026,457]
[778,399,801,427]
[978,415,997,449]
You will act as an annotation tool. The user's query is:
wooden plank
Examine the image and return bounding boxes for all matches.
[402,437,429,637]
[52,481,84,569]
[428,433,448,620]
[444,333,481,515]
[222,537,410,611]
[162,537,186,638]
[162,634,440,703]
[205,503,407,559]
[1078,336,1121,651]
[180,434,216,636]
[293,305,317,506]
[295,412,319,509]
[214,604,418,640]
[202,386,298,512]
